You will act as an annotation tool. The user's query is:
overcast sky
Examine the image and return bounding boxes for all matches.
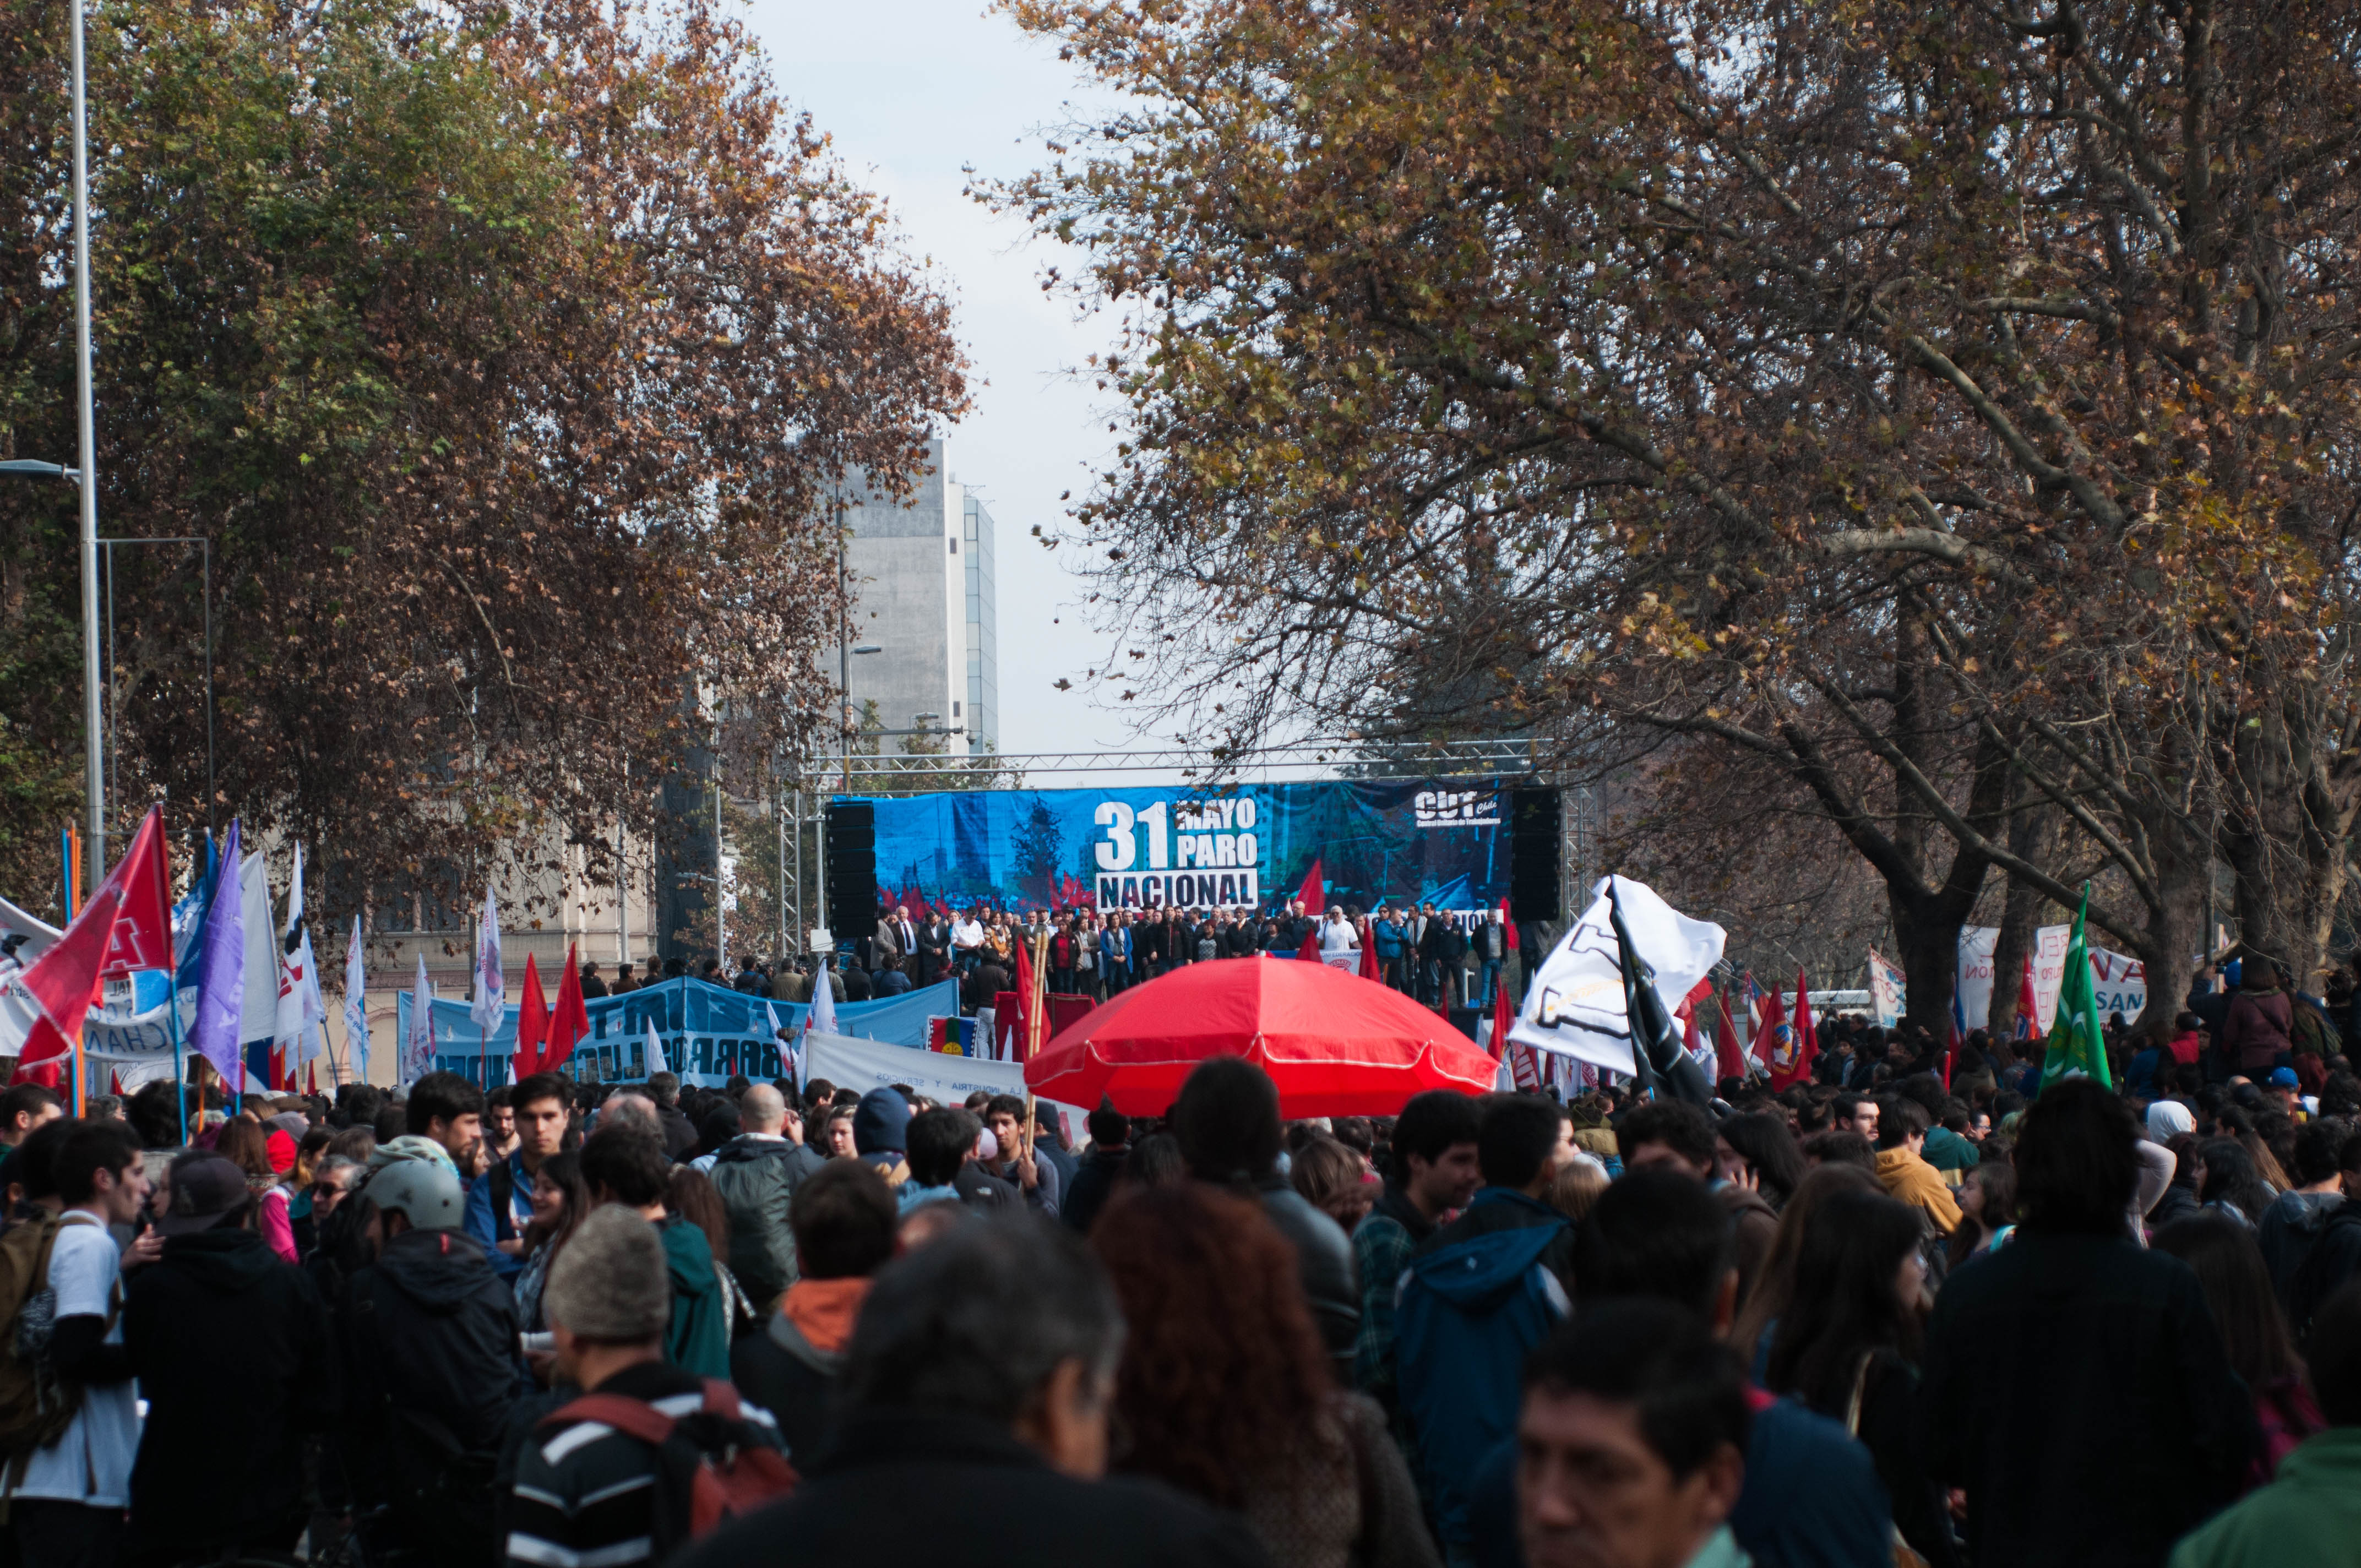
[743,0,1136,760]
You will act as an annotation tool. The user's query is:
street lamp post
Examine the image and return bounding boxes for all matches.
[70,0,102,890]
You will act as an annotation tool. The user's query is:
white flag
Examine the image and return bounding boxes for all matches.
[404,954,436,1086]
[807,961,837,1038]
[342,916,370,1084]
[1509,874,1726,1077]
[643,1016,669,1079]
[276,845,327,1053]
[239,853,280,1050]
[471,888,504,1035]
[765,1000,800,1088]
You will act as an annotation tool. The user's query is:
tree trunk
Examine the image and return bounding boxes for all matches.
[1892,889,1963,1037]
[2223,684,2360,992]
[2134,818,2211,1044]
[1987,803,2057,1040]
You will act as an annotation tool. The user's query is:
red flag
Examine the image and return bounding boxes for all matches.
[306,1061,318,1095]
[1297,859,1325,916]
[13,843,143,1070]
[513,953,548,1080]
[1771,971,1818,1090]
[97,807,172,979]
[1714,988,1748,1083]
[992,990,1023,1060]
[1501,901,1520,950]
[1011,938,1038,1062]
[1490,960,1514,1061]
[1297,927,1321,963]
[1358,920,1381,981]
[10,1055,61,1089]
[2014,953,2039,1040]
[1751,980,1786,1073]
[542,944,589,1076]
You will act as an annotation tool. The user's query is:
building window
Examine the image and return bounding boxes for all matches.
[949,536,958,554]
[953,701,961,718]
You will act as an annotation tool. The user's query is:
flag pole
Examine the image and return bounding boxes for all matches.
[168,977,186,1145]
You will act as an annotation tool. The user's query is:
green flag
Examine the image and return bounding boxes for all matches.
[2041,887,2112,1093]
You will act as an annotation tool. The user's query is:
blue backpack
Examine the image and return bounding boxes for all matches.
[1392,1194,1570,1548]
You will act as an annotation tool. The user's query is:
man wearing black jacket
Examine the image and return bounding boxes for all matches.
[1917,1080,2255,1565]
[1136,910,1169,976]
[338,1158,520,1567]
[123,1153,338,1568]
[1173,1059,1357,1374]
[680,1213,1269,1568]
[1060,1106,1130,1236]
[708,1085,826,1315]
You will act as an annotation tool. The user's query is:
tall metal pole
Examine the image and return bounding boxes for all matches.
[70,0,104,890]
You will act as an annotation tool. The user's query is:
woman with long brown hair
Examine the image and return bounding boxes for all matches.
[216,1117,299,1264]
[1092,1183,1437,1568]
[1728,1161,1884,1378]
[510,1150,590,1333]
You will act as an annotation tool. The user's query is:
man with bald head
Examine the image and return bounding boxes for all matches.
[708,1084,828,1314]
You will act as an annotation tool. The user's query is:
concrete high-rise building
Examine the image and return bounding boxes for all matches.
[839,437,997,756]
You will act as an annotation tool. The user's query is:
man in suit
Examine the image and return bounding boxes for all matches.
[889,906,922,988]
[917,913,950,988]
[872,907,904,981]
[1137,909,1169,976]
[1417,903,1449,1005]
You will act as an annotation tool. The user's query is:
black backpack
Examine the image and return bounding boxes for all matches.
[2288,1201,2361,1346]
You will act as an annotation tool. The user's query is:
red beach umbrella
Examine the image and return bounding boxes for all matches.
[1024,955,1497,1118]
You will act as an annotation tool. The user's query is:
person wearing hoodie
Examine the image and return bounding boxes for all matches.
[730,1159,898,1461]
[579,1124,730,1378]
[337,1158,521,1567]
[705,1084,826,1316]
[1870,1097,1962,1236]
[851,1086,912,1180]
[2257,1119,2349,1315]
[2222,959,2296,1077]
[1353,1091,1482,1423]
[1393,1095,1573,1560]
[122,1153,338,1568]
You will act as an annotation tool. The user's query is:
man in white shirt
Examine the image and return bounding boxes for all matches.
[4,1118,149,1566]
[950,910,985,974]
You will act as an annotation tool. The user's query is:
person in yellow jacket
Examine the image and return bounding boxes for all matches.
[1872,1098,1962,1235]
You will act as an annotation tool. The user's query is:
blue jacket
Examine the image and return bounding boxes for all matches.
[1374,921,1406,959]
[462,1149,534,1278]
[1395,1188,1570,1549]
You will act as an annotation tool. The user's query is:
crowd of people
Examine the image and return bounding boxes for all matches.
[0,940,2357,1568]
[688,899,1522,1016]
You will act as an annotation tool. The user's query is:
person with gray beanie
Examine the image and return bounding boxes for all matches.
[505,1206,786,1568]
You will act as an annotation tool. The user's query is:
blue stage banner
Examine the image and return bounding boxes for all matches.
[850,780,1512,916]
[397,977,956,1088]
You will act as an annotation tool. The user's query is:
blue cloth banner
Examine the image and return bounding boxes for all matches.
[852,778,1513,915]
[395,977,957,1088]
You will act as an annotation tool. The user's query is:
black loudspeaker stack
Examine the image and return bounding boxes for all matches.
[1508,788,1563,923]
[825,799,877,931]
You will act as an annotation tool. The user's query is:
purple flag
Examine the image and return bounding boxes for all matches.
[189,820,248,1090]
